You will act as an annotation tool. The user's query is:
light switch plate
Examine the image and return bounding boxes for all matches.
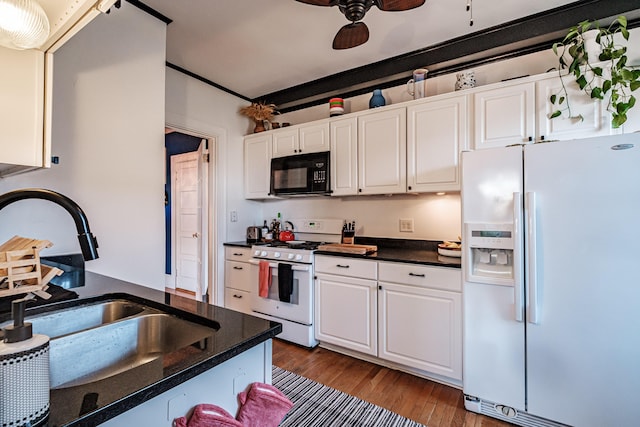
[399,218,414,232]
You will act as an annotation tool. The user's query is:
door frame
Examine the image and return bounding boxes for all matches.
[165,124,221,304]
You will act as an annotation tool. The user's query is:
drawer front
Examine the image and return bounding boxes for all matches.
[225,246,253,262]
[225,260,253,292]
[378,262,461,292]
[224,288,252,314]
[314,255,377,280]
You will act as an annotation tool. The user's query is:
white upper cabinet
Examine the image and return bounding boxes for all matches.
[357,107,407,195]
[0,0,118,177]
[0,48,45,175]
[272,122,329,158]
[330,117,358,196]
[244,133,273,199]
[407,94,468,192]
[473,82,536,149]
[536,72,610,141]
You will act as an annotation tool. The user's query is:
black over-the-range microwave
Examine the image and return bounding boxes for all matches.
[270,151,331,196]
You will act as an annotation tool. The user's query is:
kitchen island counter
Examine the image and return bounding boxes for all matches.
[1,272,281,427]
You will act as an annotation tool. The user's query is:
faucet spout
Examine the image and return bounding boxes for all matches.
[0,188,99,261]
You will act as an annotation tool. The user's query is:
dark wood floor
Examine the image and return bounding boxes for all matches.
[272,339,513,427]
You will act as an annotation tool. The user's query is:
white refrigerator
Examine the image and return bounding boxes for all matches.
[461,134,640,427]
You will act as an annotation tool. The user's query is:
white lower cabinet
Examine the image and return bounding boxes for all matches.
[314,255,462,382]
[378,262,462,380]
[224,247,254,314]
[314,256,377,355]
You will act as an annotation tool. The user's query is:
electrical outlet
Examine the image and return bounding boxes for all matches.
[230,211,238,222]
[399,218,414,232]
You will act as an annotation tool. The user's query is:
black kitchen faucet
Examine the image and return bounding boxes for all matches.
[0,188,99,261]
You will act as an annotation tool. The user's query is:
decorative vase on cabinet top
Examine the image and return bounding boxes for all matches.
[369,89,386,108]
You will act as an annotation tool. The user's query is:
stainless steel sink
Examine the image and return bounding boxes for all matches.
[0,299,147,339]
[49,312,216,389]
[1,297,219,389]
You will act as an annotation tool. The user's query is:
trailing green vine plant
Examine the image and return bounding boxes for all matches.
[549,16,640,128]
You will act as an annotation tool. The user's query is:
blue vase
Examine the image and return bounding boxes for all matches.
[369,89,386,108]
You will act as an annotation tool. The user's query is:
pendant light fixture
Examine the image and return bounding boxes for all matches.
[0,0,50,50]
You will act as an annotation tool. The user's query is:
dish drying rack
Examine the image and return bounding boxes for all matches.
[0,236,63,298]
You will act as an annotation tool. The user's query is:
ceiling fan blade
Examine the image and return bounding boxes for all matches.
[377,0,426,12]
[295,0,338,6]
[333,22,370,50]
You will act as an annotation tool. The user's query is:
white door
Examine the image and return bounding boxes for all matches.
[172,146,203,296]
[524,136,640,427]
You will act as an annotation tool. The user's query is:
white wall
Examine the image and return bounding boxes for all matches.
[0,2,167,288]
[165,68,262,304]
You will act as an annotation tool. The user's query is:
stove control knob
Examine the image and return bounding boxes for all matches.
[295,254,303,261]
[254,250,261,256]
[287,253,295,260]
[260,251,267,257]
[274,252,281,258]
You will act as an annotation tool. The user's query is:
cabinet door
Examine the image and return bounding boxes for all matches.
[315,273,377,355]
[358,107,407,194]
[330,117,358,196]
[244,133,272,199]
[474,82,535,149]
[378,281,462,380]
[407,95,468,193]
[0,47,45,172]
[299,122,329,154]
[272,128,299,157]
[536,73,610,141]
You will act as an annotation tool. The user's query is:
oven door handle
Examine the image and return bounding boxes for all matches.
[249,259,310,272]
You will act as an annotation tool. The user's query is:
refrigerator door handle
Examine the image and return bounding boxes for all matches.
[526,191,540,324]
[513,192,524,322]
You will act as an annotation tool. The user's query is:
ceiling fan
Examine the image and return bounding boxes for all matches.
[296,0,426,49]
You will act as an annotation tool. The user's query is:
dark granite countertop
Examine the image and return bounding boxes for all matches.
[225,238,461,268]
[317,246,461,268]
[223,241,255,248]
[0,272,281,427]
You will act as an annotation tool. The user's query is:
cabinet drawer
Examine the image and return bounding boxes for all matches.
[225,260,253,292]
[314,255,377,280]
[225,247,253,262]
[224,288,252,314]
[378,262,461,292]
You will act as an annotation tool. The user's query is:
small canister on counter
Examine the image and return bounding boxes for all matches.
[1,299,50,427]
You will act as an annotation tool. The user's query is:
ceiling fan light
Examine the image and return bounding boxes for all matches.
[0,0,50,50]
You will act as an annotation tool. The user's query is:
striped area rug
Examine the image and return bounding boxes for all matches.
[272,366,426,427]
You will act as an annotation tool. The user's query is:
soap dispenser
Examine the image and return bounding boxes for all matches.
[0,298,50,427]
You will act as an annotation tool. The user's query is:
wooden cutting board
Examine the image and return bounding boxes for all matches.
[316,243,378,255]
